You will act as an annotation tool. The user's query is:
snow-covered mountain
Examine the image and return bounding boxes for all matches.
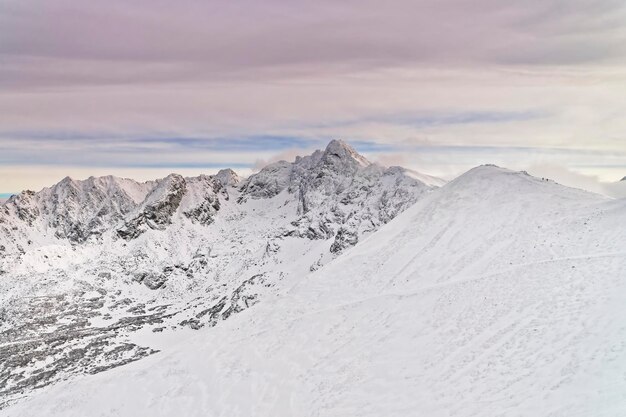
[5,164,625,417]
[0,140,441,408]
[0,175,153,252]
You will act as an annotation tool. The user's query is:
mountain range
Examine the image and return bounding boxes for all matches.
[1,140,625,416]
[0,140,441,408]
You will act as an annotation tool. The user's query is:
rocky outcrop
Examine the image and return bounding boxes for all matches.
[330,227,359,254]
[238,161,292,199]
[183,274,268,329]
[8,191,40,226]
[183,197,220,225]
[117,174,186,240]
[181,175,222,225]
[214,168,241,189]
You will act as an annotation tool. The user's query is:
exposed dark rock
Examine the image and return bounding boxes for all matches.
[183,195,220,225]
[330,227,359,254]
[143,273,167,290]
[132,272,147,283]
[238,161,292,200]
[117,174,186,240]
[10,191,40,226]
[0,291,173,409]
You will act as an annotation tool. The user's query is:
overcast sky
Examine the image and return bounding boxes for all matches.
[1,0,625,196]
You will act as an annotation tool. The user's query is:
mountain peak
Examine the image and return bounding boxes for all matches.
[58,175,76,186]
[621,176,626,182]
[214,169,241,187]
[325,139,351,152]
[322,139,370,167]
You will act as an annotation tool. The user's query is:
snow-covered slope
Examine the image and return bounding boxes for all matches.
[4,165,625,417]
[605,177,626,198]
[0,140,441,407]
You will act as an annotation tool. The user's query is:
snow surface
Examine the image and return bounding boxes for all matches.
[4,165,626,417]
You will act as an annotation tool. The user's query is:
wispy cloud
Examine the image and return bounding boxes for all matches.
[302,110,546,130]
[2,0,625,90]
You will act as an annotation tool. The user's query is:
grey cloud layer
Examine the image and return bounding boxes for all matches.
[2,0,626,88]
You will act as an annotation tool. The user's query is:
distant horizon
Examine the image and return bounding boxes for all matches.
[1,139,625,199]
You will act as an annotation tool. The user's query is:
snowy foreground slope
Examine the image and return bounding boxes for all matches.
[4,165,626,417]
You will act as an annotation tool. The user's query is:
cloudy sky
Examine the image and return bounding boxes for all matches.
[1,0,626,196]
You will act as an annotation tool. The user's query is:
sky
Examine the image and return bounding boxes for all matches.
[1,0,626,196]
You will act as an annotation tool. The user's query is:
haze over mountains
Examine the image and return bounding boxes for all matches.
[1,140,625,416]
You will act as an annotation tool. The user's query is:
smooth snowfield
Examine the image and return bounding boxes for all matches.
[4,166,626,417]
